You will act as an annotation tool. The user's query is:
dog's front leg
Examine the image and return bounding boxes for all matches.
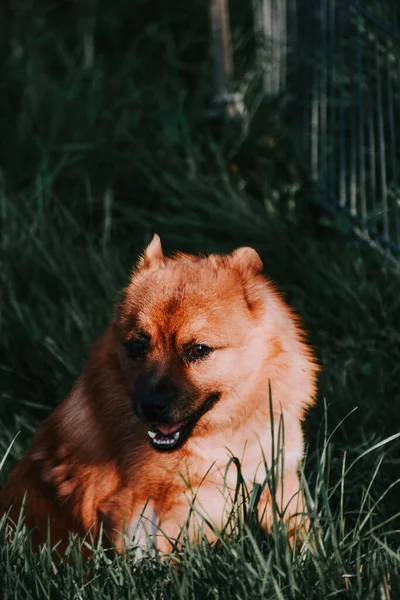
[258,470,309,544]
[113,500,196,557]
[122,501,161,559]
[99,495,160,559]
[156,488,225,554]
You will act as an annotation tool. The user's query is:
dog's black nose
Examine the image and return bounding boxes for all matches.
[136,392,173,422]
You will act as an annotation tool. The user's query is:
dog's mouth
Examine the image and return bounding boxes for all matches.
[147,393,221,452]
[147,422,187,450]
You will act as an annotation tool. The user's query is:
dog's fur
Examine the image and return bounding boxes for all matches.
[0,236,318,554]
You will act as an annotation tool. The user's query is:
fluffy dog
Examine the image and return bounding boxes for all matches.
[0,235,318,555]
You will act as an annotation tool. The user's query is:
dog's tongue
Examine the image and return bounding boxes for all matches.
[156,423,183,435]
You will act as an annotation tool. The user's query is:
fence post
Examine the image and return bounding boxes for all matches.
[252,0,288,96]
[209,0,246,121]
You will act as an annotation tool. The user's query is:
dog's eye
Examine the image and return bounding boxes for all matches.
[186,344,213,361]
[124,339,148,360]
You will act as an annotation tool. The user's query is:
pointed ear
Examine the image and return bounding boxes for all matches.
[230,246,264,311]
[230,246,263,276]
[137,234,165,272]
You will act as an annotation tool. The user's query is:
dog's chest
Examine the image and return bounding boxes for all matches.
[189,420,303,487]
[184,437,267,494]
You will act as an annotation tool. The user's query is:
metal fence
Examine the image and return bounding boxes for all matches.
[211,0,400,267]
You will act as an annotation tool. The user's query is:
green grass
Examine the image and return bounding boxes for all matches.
[1,2,400,597]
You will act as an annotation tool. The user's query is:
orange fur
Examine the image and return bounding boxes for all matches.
[0,235,319,555]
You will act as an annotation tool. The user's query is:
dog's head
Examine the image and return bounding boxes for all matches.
[114,235,269,451]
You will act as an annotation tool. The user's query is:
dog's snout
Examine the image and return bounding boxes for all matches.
[136,391,174,422]
[133,373,180,423]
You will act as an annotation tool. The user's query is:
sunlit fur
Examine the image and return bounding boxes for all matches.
[0,235,319,554]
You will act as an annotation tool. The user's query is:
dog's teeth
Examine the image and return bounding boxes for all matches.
[153,438,174,445]
[151,434,179,447]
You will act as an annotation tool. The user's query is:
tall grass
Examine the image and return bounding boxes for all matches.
[1,403,400,598]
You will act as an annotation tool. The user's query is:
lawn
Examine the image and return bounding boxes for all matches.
[1,2,400,598]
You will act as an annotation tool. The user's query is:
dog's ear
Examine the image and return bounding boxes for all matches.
[137,234,165,272]
[230,247,264,311]
[230,246,263,276]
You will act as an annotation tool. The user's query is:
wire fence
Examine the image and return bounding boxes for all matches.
[263,0,400,263]
[212,0,400,267]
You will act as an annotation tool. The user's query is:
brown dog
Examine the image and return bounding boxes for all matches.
[0,236,318,556]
